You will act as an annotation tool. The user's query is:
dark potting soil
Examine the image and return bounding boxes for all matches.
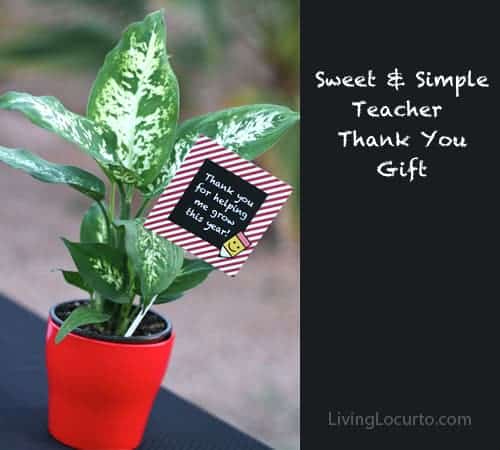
[55,300,167,338]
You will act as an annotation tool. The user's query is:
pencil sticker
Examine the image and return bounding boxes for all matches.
[220,232,251,258]
[144,135,293,276]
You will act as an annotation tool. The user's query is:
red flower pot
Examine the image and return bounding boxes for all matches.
[45,302,175,450]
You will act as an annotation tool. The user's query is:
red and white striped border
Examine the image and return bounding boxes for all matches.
[144,135,293,277]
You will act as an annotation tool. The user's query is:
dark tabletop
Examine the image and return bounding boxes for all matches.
[0,294,271,450]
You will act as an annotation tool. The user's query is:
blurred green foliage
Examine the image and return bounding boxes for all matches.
[0,25,115,69]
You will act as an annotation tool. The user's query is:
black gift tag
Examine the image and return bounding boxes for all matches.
[169,159,268,248]
[145,136,292,276]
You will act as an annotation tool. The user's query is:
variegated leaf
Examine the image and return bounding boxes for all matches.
[87,10,179,187]
[0,145,105,200]
[0,91,118,167]
[80,202,109,243]
[143,104,299,197]
[119,219,183,301]
[62,239,129,303]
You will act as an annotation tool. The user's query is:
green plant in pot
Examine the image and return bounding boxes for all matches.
[0,10,298,450]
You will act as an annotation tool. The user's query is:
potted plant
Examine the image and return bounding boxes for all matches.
[0,9,298,450]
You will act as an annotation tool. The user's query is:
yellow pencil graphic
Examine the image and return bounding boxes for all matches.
[219,232,251,258]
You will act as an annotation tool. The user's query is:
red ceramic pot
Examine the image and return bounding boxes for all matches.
[46,301,175,450]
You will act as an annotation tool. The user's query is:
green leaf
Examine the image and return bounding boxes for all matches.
[55,305,110,344]
[80,202,109,243]
[154,258,213,304]
[119,219,183,301]
[59,270,92,293]
[161,258,213,296]
[0,91,118,167]
[0,145,105,200]
[87,10,179,188]
[144,104,299,197]
[62,239,128,303]
[155,292,183,305]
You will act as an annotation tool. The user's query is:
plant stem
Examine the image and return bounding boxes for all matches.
[91,292,107,333]
[120,200,130,219]
[115,301,134,336]
[135,197,151,218]
[118,182,126,216]
[119,184,135,220]
[114,184,136,335]
[109,182,116,220]
[94,292,104,313]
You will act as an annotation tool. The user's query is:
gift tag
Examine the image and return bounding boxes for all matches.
[144,135,292,276]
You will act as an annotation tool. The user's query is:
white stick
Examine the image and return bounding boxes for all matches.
[124,295,158,337]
